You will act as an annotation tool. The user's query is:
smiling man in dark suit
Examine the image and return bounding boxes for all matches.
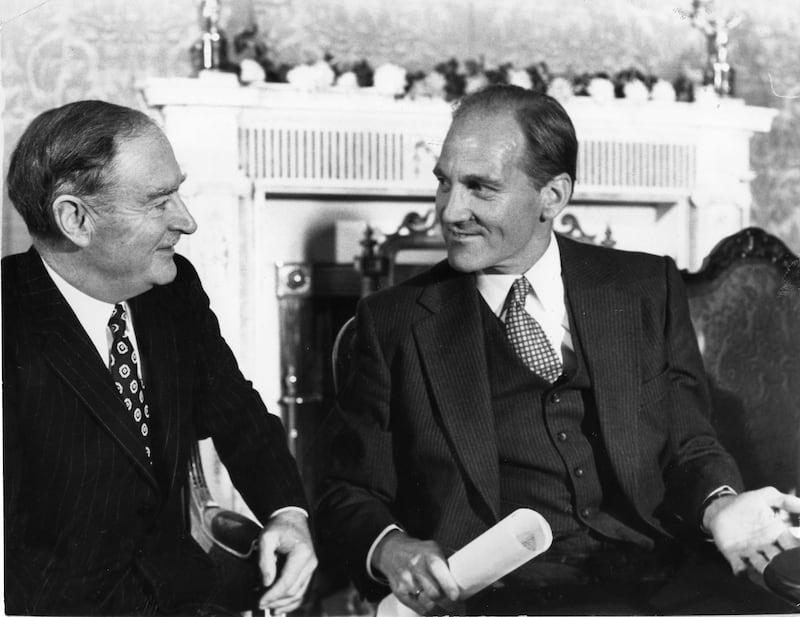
[315,85,800,615]
[2,100,317,615]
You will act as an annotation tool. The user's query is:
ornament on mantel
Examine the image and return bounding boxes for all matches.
[221,18,707,105]
[690,0,742,97]
[190,0,237,77]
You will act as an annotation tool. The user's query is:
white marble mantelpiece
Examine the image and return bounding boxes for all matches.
[140,76,776,510]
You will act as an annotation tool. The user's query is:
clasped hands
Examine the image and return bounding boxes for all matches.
[257,510,318,614]
[704,486,800,575]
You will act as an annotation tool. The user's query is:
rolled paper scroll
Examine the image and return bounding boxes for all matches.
[376,508,552,617]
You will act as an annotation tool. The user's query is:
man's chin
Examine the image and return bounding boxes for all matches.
[152,259,178,285]
[447,253,485,273]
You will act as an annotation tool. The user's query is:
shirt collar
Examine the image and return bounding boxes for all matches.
[476,233,563,317]
[40,257,119,363]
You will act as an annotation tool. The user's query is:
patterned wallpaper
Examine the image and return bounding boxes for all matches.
[3,0,800,254]
[1,0,198,254]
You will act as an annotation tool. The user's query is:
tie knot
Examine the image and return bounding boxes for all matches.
[510,277,532,306]
[108,303,127,333]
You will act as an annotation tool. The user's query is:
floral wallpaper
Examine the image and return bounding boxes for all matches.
[1,0,199,254]
[3,0,800,254]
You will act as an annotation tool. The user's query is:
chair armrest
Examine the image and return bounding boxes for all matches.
[188,443,262,559]
[205,505,263,559]
[763,547,800,608]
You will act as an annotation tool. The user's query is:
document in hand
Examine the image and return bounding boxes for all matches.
[376,508,553,617]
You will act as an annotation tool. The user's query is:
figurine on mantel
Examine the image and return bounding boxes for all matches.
[691,0,743,97]
[190,0,238,79]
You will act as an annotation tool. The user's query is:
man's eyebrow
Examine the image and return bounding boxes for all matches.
[462,172,497,185]
[146,172,187,199]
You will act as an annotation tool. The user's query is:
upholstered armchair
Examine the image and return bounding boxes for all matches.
[682,227,799,605]
[682,227,799,494]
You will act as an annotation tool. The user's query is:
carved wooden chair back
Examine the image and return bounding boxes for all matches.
[356,209,446,296]
[681,227,800,493]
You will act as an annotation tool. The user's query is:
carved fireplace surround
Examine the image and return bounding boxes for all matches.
[141,77,775,510]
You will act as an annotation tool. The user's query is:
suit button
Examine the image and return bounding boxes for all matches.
[557,431,568,442]
[550,393,561,404]
[574,467,585,478]
[580,507,592,517]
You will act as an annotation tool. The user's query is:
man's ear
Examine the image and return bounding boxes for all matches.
[51,195,94,247]
[539,173,573,222]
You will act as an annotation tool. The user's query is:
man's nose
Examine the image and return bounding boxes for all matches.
[437,186,471,224]
[170,195,198,235]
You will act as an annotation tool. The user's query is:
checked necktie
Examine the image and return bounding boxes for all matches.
[504,277,563,383]
[108,304,153,463]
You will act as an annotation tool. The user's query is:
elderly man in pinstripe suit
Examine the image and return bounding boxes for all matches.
[316,85,800,615]
[3,100,316,615]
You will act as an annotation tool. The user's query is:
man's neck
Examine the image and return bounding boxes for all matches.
[36,241,122,304]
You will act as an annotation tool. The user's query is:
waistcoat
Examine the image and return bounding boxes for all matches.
[481,297,656,565]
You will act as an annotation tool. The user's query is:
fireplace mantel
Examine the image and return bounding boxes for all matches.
[143,77,775,202]
[140,76,776,510]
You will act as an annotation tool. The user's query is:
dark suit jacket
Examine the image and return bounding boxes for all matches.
[316,234,743,599]
[3,248,307,615]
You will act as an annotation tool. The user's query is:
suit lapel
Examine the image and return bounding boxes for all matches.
[413,270,500,521]
[23,249,159,488]
[558,237,643,496]
[129,287,188,497]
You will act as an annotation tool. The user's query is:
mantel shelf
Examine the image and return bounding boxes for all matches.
[141,77,777,133]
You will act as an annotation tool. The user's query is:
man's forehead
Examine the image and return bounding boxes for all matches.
[142,171,186,198]
[108,130,180,179]
[441,114,523,163]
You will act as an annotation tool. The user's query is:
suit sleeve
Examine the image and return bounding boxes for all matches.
[179,258,308,522]
[315,297,401,599]
[659,256,743,524]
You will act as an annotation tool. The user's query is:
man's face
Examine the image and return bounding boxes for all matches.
[84,127,197,300]
[434,111,552,274]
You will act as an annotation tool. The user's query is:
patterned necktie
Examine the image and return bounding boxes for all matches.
[108,304,152,463]
[504,277,563,383]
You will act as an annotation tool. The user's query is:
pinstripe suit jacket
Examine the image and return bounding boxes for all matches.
[316,234,743,599]
[2,248,307,615]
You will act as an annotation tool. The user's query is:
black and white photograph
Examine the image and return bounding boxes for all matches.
[2,0,799,614]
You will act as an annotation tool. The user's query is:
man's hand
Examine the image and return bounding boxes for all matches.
[258,510,318,614]
[704,486,800,574]
[372,530,461,615]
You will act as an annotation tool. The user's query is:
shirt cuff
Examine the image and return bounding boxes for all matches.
[701,485,738,533]
[366,524,404,583]
[269,506,309,520]
[705,485,738,501]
